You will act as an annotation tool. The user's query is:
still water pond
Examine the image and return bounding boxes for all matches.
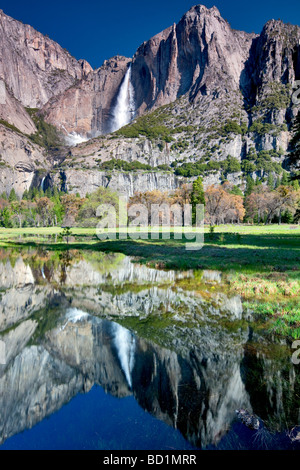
[0,248,299,450]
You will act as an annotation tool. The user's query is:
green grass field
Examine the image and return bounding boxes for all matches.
[0,224,299,271]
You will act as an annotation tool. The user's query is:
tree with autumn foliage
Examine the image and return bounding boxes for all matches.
[128,190,170,224]
[61,194,86,226]
[205,184,245,225]
[245,185,300,224]
[171,184,192,207]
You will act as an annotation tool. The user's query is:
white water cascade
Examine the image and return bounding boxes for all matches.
[110,65,135,132]
[65,131,89,146]
[40,176,46,192]
[112,322,136,388]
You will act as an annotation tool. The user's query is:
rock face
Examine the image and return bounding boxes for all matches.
[40,4,299,199]
[243,20,300,108]
[0,124,49,197]
[41,5,258,138]
[41,5,300,138]
[55,168,183,198]
[131,5,256,112]
[0,80,37,134]
[0,5,300,198]
[0,9,92,108]
[42,56,131,138]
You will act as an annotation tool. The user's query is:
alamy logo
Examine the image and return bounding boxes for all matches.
[96,199,204,251]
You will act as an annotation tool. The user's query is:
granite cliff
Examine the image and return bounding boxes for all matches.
[0,5,300,197]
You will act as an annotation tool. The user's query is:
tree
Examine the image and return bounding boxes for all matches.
[281,171,289,186]
[262,186,299,224]
[245,175,255,196]
[245,187,269,223]
[61,194,85,227]
[10,201,27,228]
[171,184,192,206]
[8,188,18,202]
[205,185,244,225]
[289,110,300,177]
[77,188,118,227]
[223,156,241,175]
[36,197,55,226]
[190,177,205,225]
[0,207,11,227]
[128,190,169,225]
[58,227,72,244]
[267,173,275,190]
[228,185,243,196]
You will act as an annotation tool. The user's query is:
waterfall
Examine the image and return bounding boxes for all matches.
[40,176,46,192]
[110,65,135,132]
[112,322,136,388]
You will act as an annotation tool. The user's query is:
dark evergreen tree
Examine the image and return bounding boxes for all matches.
[190,176,205,225]
[245,175,255,196]
[267,173,275,190]
[281,171,289,186]
[8,188,18,202]
[289,111,300,179]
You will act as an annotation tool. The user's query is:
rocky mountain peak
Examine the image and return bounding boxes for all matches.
[183,4,221,19]
[0,8,92,108]
[0,5,300,199]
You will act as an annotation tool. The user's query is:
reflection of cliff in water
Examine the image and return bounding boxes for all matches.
[0,250,299,449]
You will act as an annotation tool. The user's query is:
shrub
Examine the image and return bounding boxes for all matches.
[99,158,152,172]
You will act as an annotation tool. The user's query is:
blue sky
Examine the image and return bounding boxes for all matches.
[1,0,300,69]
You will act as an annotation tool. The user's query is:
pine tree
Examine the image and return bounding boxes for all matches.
[53,186,59,199]
[8,188,18,202]
[267,173,275,190]
[281,171,289,186]
[0,207,11,227]
[32,187,39,199]
[45,187,52,198]
[22,189,29,200]
[275,176,281,188]
[290,111,300,177]
[245,175,255,196]
[190,176,205,225]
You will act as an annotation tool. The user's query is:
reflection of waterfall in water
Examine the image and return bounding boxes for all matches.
[110,65,135,132]
[40,177,46,192]
[112,322,136,388]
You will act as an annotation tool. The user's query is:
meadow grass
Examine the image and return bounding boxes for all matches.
[0,224,299,272]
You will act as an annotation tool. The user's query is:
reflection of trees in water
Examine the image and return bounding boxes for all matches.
[241,341,300,434]
[58,250,72,285]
